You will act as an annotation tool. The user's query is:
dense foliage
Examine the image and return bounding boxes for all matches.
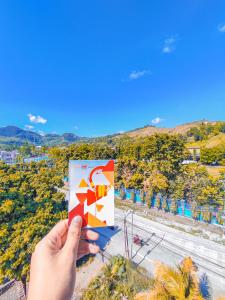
[201,146,225,165]
[0,161,66,285]
[0,131,225,287]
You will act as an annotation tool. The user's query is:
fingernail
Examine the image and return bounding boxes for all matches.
[72,215,82,225]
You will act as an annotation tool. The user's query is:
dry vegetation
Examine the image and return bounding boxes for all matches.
[124,121,216,138]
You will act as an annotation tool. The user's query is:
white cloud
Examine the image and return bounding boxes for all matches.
[151,117,164,125]
[25,125,34,130]
[162,37,176,53]
[218,24,225,32]
[28,113,47,124]
[128,70,150,80]
[74,126,79,130]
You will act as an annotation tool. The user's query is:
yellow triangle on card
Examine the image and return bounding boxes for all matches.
[79,178,89,188]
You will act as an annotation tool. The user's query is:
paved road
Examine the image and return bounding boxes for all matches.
[94,208,225,299]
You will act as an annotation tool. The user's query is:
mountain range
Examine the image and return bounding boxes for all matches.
[0,126,84,148]
[0,121,220,148]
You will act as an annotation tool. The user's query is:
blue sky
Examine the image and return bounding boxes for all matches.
[0,1,225,137]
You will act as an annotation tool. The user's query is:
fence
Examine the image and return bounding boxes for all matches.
[115,189,225,226]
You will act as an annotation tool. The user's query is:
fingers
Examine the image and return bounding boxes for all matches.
[81,229,99,241]
[77,240,100,260]
[44,220,69,250]
[63,216,82,259]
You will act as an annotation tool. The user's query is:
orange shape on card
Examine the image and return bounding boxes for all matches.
[103,171,114,186]
[96,185,107,199]
[84,212,107,227]
[96,204,104,212]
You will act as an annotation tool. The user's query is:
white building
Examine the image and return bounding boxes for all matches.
[0,150,19,164]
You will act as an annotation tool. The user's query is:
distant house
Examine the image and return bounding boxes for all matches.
[182,159,197,165]
[23,155,49,163]
[0,150,19,164]
[186,146,201,160]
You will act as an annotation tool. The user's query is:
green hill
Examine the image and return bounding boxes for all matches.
[0,126,85,147]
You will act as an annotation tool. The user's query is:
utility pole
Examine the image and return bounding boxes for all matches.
[131,211,134,259]
[124,218,129,258]
[123,210,134,259]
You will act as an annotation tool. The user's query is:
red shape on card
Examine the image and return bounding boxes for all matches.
[76,193,87,204]
[86,189,97,206]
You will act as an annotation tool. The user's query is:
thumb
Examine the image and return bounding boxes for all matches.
[63,215,82,259]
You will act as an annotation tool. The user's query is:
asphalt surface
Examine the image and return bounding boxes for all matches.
[94,207,225,299]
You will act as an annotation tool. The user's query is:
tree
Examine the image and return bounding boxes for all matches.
[201,146,225,165]
[146,169,168,195]
[0,161,67,286]
[195,176,225,207]
[135,257,204,300]
[140,134,188,179]
[127,174,144,189]
[169,164,224,206]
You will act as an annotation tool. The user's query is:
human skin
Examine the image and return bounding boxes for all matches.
[27,216,99,300]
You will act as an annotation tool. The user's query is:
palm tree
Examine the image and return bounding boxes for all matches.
[135,257,204,300]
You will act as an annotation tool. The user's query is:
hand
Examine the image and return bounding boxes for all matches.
[28,216,99,300]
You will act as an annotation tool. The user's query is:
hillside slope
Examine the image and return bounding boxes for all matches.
[124,121,216,138]
[186,132,225,149]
